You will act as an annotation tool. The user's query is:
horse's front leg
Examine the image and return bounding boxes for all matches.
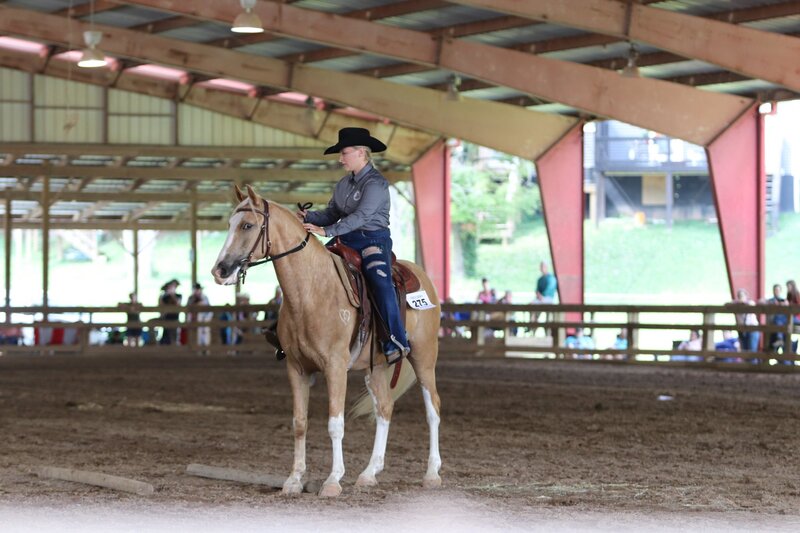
[356,367,393,487]
[282,360,310,495]
[319,361,348,498]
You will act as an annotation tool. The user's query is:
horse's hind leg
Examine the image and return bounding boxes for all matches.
[409,356,442,488]
[282,360,310,495]
[356,366,394,487]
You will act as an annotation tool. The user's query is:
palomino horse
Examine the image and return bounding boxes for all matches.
[211,185,442,497]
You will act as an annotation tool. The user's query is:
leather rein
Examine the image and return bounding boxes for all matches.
[234,199,311,284]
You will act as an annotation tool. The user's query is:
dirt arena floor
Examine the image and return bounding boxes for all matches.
[2,351,800,531]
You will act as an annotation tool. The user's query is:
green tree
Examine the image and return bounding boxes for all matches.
[450,144,541,277]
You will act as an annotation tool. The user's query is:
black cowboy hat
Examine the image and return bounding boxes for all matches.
[323,127,387,155]
[161,278,180,291]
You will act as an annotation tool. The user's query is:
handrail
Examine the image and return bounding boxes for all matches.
[0,302,797,370]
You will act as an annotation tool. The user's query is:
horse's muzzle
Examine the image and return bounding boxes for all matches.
[212,261,239,285]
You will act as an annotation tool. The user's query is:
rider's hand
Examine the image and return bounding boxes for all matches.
[295,209,307,222]
[303,223,325,236]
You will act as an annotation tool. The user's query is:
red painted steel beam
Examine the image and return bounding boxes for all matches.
[535,124,585,305]
[706,106,765,299]
[412,141,451,300]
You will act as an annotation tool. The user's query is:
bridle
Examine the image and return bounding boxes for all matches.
[233,199,312,284]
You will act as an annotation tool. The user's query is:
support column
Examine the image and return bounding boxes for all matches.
[411,141,450,300]
[706,105,765,299]
[535,124,585,305]
[190,188,198,288]
[133,229,139,298]
[5,193,11,316]
[42,176,50,316]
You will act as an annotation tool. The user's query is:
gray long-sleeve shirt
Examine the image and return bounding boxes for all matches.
[304,162,391,237]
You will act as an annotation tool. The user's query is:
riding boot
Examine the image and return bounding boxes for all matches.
[263,323,286,361]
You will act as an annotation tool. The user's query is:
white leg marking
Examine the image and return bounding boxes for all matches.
[422,386,442,487]
[325,414,345,486]
[356,375,390,487]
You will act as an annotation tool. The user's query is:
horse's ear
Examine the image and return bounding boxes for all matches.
[233,184,245,203]
[245,183,259,205]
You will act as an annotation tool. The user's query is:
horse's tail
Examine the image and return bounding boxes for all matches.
[348,360,417,419]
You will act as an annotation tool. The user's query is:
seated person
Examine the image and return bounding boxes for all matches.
[673,329,703,362]
[714,330,743,363]
[612,329,628,350]
[565,328,595,359]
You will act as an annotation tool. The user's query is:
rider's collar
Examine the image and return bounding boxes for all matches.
[349,162,373,183]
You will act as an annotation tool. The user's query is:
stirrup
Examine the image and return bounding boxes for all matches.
[384,335,410,365]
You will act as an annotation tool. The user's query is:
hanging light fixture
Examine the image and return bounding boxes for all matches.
[78,30,107,68]
[232,0,264,34]
[446,74,462,102]
[620,43,640,78]
[78,0,107,68]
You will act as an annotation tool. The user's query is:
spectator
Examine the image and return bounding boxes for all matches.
[714,330,742,363]
[265,287,283,323]
[565,327,595,359]
[159,279,182,345]
[441,296,466,338]
[476,278,495,304]
[124,292,142,347]
[605,329,629,361]
[187,283,212,348]
[673,329,703,362]
[233,293,256,345]
[677,329,703,351]
[531,261,557,335]
[0,326,23,345]
[787,280,800,326]
[761,283,788,352]
[715,330,741,352]
[534,261,557,303]
[263,287,284,357]
[612,329,628,350]
[731,288,760,352]
[497,290,517,336]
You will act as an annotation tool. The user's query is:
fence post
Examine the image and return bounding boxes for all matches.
[702,312,716,360]
[627,311,638,360]
[554,311,564,359]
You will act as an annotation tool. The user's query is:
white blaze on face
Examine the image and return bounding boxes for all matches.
[212,208,247,285]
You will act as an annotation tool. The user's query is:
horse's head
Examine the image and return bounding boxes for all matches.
[212,184,269,285]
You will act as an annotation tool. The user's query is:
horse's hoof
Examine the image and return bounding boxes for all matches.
[318,481,342,498]
[422,475,442,489]
[282,479,303,495]
[355,474,377,487]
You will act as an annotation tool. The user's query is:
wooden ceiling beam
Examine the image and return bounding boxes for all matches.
[0,140,322,161]
[106,0,750,146]
[4,189,331,205]
[0,164,410,183]
[447,0,800,93]
[0,48,436,165]
[281,13,534,65]
[0,5,574,160]
[201,0,449,49]
[2,219,230,231]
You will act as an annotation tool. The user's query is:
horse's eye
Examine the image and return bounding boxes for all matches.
[242,223,253,230]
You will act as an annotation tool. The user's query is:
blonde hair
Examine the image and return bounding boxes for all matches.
[354,145,372,162]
